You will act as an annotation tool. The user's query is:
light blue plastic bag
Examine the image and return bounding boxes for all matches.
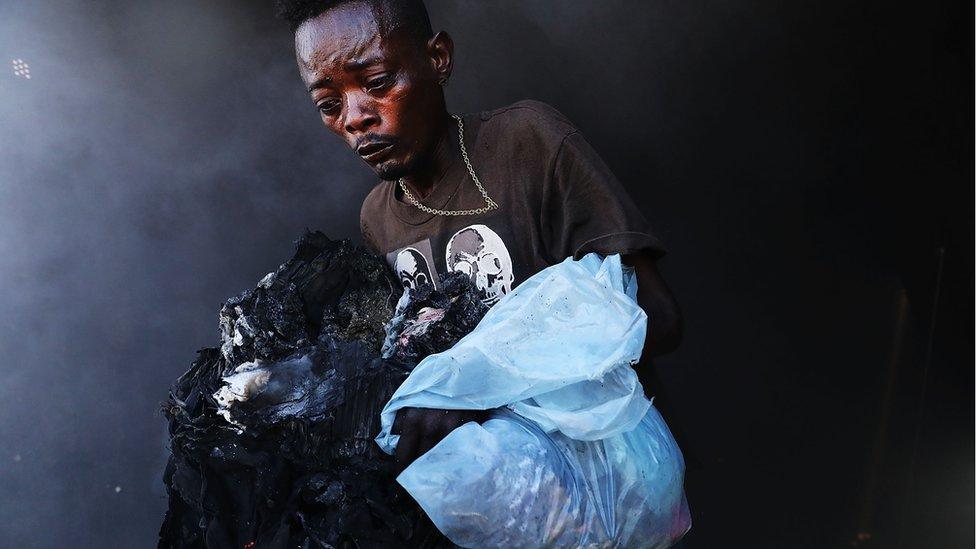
[377,254,691,547]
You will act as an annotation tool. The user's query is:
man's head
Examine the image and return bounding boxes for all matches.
[276,0,452,181]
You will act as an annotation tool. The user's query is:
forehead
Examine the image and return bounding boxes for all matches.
[295,2,388,75]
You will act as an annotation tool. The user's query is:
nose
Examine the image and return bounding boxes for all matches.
[343,92,379,134]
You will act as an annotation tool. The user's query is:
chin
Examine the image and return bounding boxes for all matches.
[374,157,413,182]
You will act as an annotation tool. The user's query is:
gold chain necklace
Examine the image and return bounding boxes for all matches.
[398,114,499,216]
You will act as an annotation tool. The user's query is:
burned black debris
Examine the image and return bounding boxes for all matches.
[218,232,398,367]
[159,231,486,548]
[381,272,488,365]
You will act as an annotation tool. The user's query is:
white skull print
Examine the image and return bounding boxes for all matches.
[394,247,433,289]
[444,224,514,305]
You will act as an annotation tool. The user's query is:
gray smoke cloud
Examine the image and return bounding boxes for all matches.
[0,1,372,546]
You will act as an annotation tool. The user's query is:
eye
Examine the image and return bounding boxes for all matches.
[317,98,341,116]
[365,73,395,92]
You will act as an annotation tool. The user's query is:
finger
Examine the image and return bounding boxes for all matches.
[392,407,412,435]
[414,430,441,461]
[395,423,421,466]
[461,409,488,425]
[415,412,465,459]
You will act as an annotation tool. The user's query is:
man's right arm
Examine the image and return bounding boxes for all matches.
[392,407,490,468]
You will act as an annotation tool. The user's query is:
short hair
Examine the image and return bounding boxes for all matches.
[275,0,433,43]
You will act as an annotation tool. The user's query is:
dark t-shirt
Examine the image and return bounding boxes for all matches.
[360,100,664,304]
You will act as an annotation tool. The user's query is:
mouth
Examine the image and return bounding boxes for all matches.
[357,141,395,163]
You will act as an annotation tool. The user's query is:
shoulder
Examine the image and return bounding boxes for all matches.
[361,181,388,219]
[476,99,579,147]
[359,182,389,248]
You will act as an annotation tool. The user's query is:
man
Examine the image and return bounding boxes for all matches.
[277,0,682,467]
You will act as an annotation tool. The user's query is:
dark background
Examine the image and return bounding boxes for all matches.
[0,1,971,547]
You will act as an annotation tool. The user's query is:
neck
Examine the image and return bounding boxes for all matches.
[400,111,455,200]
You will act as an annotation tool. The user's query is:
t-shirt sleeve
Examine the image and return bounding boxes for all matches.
[541,130,666,261]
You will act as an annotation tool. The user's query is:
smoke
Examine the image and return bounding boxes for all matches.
[0,1,372,546]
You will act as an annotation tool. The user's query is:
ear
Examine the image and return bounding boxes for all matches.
[426,31,454,84]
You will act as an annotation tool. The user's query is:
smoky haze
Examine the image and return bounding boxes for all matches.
[0,1,971,548]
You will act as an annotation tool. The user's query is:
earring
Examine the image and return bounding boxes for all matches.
[438,76,449,86]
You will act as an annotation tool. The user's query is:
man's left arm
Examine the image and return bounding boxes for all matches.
[624,252,690,457]
[623,251,683,357]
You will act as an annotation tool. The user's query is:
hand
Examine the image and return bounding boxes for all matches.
[392,407,489,467]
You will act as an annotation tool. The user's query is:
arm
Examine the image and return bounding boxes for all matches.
[623,251,683,357]
[624,252,684,426]
[391,407,489,468]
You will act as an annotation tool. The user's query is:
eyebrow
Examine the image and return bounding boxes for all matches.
[306,56,386,93]
[307,76,331,93]
[345,56,384,71]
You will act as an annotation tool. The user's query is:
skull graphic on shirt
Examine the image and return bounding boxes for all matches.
[445,224,514,305]
[394,247,433,289]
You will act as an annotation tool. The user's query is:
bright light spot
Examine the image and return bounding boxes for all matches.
[12,454,21,462]
[114,485,122,493]
[11,58,31,79]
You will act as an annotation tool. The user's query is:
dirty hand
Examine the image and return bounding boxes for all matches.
[392,407,489,467]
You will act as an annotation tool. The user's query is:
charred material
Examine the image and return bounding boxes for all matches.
[382,272,488,364]
[160,345,419,548]
[159,232,482,548]
[219,231,398,367]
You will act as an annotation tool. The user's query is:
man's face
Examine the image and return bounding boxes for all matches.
[295,2,443,181]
